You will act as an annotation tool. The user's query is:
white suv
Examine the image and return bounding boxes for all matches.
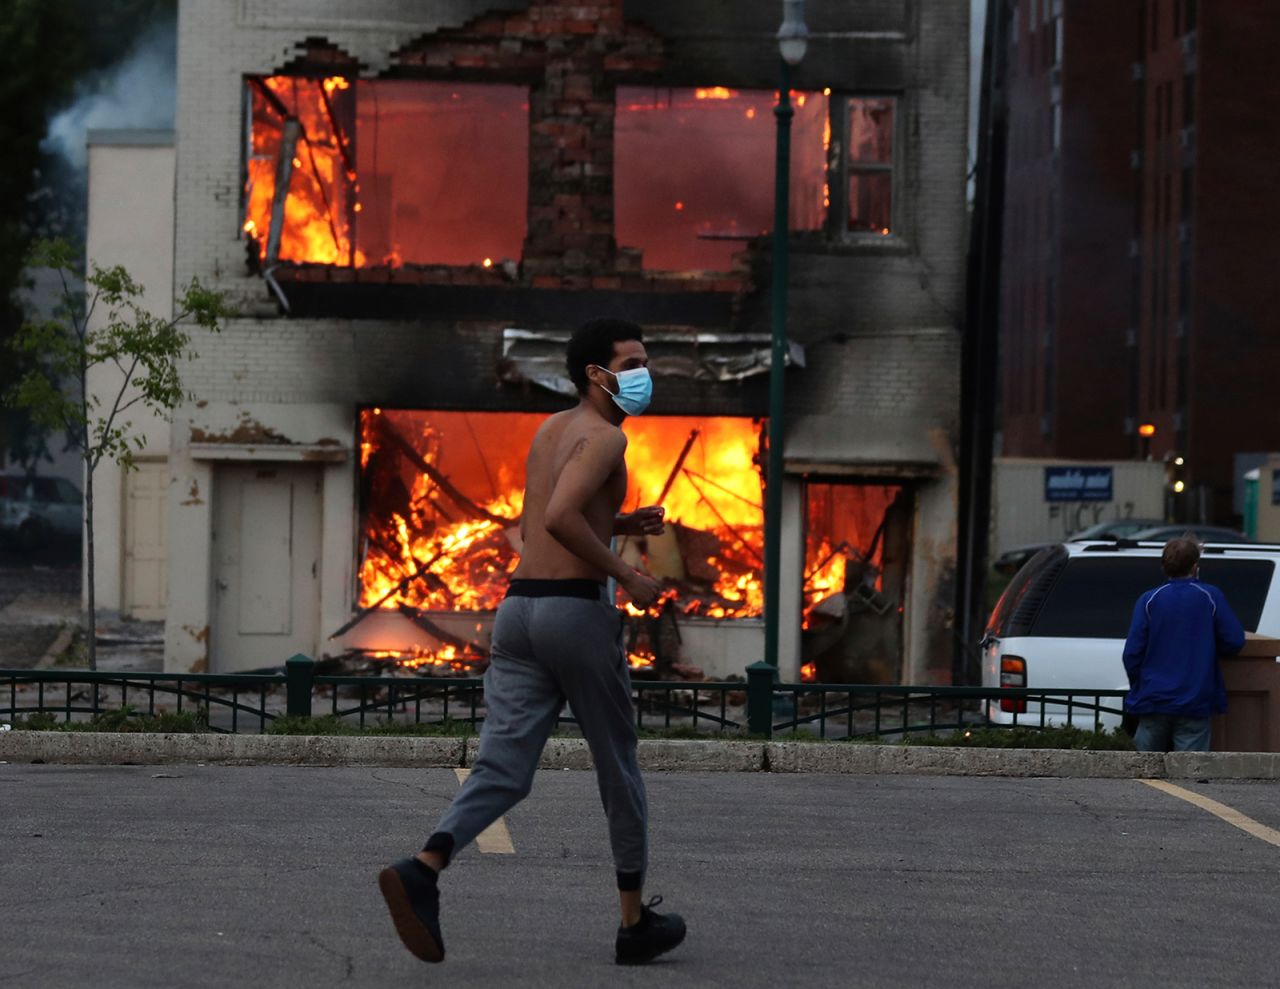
[981,540,1279,727]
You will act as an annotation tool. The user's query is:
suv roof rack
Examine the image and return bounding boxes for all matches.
[1079,540,1280,553]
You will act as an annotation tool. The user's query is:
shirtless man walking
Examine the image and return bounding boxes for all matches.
[377,318,687,966]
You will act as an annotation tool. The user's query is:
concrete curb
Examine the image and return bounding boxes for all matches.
[0,732,466,768]
[4,732,1280,778]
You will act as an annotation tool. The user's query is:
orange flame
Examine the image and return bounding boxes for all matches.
[244,76,356,266]
[357,412,766,620]
[365,645,479,673]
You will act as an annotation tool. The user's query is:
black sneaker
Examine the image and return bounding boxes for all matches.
[378,858,445,963]
[615,896,686,965]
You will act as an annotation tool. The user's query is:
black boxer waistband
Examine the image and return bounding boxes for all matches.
[505,578,606,601]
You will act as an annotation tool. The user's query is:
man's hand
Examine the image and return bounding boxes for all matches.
[615,505,666,537]
[621,569,664,610]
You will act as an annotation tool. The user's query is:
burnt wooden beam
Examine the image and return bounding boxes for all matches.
[376,417,513,526]
[398,605,484,654]
[265,118,302,264]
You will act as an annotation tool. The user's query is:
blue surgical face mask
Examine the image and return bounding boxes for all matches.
[593,365,653,416]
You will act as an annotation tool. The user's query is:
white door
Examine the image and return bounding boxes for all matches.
[124,460,169,620]
[212,464,322,673]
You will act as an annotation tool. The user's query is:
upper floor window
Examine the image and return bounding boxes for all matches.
[613,86,829,272]
[244,76,528,269]
[614,88,897,272]
[838,97,896,236]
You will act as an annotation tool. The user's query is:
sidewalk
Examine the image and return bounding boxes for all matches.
[0,563,79,668]
[0,563,164,670]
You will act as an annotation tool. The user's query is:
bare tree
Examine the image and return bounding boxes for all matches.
[7,239,231,668]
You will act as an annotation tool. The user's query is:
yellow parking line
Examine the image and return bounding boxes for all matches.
[453,768,515,854]
[1140,779,1280,849]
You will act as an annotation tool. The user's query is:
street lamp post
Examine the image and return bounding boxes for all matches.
[762,1,808,673]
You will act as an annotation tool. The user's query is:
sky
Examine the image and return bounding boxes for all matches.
[970,0,989,176]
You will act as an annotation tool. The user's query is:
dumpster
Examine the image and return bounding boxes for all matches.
[1212,634,1280,752]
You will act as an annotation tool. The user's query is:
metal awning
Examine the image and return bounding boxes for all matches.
[499,326,805,399]
[783,414,952,478]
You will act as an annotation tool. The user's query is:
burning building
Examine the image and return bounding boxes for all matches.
[86,0,969,684]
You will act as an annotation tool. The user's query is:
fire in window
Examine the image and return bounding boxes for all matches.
[356,410,771,669]
[843,97,895,235]
[802,482,910,683]
[614,86,830,272]
[244,77,528,269]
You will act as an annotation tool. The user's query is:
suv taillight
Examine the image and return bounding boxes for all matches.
[1000,655,1027,713]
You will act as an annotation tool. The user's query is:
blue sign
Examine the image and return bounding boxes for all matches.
[1272,471,1280,506]
[1044,466,1114,503]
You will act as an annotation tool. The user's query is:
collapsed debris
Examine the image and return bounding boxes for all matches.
[343,408,903,680]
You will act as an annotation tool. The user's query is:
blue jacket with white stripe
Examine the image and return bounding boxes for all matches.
[1122,577,1245,717]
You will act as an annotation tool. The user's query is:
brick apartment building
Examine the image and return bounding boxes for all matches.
[86,0,969,684]
[997,0,1280,524]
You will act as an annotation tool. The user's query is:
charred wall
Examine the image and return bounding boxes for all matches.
[176,0,968,423]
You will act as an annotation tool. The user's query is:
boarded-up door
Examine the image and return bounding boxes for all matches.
[212,464,322,673]
[124,460,169,620]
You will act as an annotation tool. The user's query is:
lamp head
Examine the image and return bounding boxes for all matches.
[777,0,809,66]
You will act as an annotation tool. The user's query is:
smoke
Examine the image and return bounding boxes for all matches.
[41,20,177,171]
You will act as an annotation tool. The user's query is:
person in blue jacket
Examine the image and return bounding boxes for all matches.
[1123,536,1246,752]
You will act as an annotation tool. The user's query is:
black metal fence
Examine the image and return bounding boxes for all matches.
[0,655,1128,739]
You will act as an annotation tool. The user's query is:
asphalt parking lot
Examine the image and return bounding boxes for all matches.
[2,767,1277,988]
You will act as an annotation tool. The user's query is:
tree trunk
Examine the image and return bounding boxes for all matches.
[85,457,96,671]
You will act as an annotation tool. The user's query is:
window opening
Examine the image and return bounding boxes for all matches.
[357,409,768,621]
[244,77,528,269]
[614,86,828,272]
[845,98,895,234]
[802,483,908,683]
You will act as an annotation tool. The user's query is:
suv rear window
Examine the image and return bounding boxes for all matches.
[1028,558,1274,638]
[986,545,1068,638]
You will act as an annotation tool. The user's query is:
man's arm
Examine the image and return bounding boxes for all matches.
[614,505,665,536]
[1211,587,1246,656]
[1122,594,1150,688]
[544,430,661,606]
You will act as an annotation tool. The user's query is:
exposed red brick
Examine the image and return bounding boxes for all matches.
[382,0,664,287]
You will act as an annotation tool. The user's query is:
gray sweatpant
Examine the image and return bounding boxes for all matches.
[427,582,648,889]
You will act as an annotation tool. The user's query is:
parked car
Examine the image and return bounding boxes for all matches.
[982,539,1280,728]
[1125,524,1251,543]
[0,474,83,552]
[991,518,1166,575]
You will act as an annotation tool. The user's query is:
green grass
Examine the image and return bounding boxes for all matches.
[901,724,1135,751]
[10,707,211,733]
